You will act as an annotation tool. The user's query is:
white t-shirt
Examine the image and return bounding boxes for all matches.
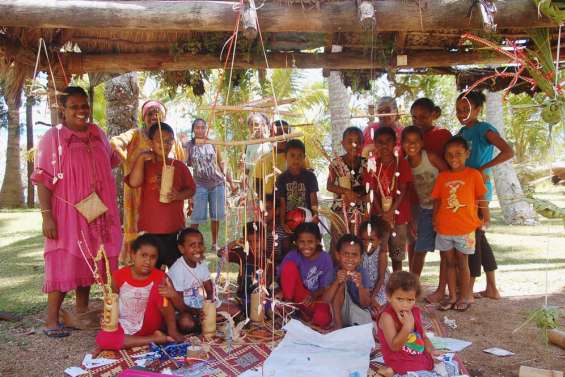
[119,281,152,335]
[168,257,211,309]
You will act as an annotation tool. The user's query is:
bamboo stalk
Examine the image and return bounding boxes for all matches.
[195,131,303,146]
[203,105,300,117]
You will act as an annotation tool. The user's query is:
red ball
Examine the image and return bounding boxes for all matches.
[285,208,306,232]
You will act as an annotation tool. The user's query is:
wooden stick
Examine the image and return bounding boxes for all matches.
[244,97,297,108]
[202,105,300,117]
[350,112,408,119]
[195,131,303,146]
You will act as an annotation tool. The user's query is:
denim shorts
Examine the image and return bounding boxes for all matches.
[414,207,436,253]
[436,231,476,255]
[190,184,226,223]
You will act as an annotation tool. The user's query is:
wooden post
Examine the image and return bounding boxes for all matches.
[25,94,34,208]
[242,0,258,41]
[0,0,553,32]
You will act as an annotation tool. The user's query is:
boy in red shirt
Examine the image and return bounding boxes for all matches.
[127,122,195,267]
[365,127,413,272]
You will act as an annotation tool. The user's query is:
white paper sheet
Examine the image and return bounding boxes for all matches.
[239,319,375,377]
[428,335,472,352]
[64,366,87,377]
[483,347,514,357]
[81,353,117,369]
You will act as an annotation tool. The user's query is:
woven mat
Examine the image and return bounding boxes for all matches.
[83,310,468,377]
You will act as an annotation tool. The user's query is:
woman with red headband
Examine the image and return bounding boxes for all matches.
[110,100,186,262]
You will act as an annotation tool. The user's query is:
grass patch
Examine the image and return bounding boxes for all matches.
[0,186,563,315]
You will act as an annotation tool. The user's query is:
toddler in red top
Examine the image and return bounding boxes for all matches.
[126,122,195,267]
[364,126,413,272]
[95,234,183,351]
[377,271,458,377]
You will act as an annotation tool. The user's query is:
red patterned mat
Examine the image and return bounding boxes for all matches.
[83,310,468,377]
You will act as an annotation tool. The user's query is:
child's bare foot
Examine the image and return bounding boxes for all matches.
[151,330,174,344]
[425,291,445,304]
[376,366,394,377]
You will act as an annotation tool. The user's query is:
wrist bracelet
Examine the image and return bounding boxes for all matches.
[40,209,51,213]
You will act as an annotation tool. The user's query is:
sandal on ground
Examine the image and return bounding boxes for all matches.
[438,300,455,311]
[454,302,471,312]
[43,327,70,338]
[473,291,487,299]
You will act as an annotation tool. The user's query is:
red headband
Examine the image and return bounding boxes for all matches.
[141,100,166,119]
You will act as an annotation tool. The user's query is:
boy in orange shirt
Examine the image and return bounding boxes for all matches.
[431,136,488,312]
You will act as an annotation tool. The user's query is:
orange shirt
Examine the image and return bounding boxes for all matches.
[431,167,486,235]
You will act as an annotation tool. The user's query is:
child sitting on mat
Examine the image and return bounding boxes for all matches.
[126,122,195,268]
[279,222,334,329]
[324,234,372,329]
[95,234,183,351]
[359,216,391,313]
[376,271,459,377]
[226,221,274,311]
[162,228,238,334]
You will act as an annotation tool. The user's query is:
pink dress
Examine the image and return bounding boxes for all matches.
[31,124,122,293]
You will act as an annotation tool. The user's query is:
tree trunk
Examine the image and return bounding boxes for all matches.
[0,87,24,208]
[486,90,536,225]
[328,71,351,155]
[26,95,34,208]
[104,72,139,218]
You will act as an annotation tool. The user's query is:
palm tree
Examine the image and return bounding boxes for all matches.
[328,71,351,154]
[486,90,536,225]
[104,72,139,214]
[0,63,25,208]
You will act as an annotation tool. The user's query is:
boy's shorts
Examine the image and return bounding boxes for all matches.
[191,184,226,224]
[414,208,436,253]
[436,232,476,255]
[388,223,408,262]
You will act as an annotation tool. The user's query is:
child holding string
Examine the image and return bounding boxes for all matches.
[365,127,413,272]
[126,122,195,268]
[455,91,513,300]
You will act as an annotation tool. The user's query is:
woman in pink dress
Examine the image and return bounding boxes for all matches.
[32,86,122,337]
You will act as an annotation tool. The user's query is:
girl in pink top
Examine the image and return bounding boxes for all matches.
[32,87,122,338]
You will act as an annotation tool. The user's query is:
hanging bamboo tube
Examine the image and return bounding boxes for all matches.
[249,289,265,323]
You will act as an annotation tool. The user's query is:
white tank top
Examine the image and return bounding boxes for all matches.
[411,151,438,209]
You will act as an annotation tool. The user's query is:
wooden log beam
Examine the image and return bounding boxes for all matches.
[0,0,555,33]
[62,50,525,73]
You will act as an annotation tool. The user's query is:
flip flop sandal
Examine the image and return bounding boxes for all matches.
[43,327,70,338]
[473,291,487,299]
[454,302,471,312]
[438,300,455,311]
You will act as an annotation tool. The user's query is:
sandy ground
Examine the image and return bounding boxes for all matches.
[1,289,564,377]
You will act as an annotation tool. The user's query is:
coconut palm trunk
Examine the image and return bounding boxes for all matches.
[104,72,139,216]
[0,66,25,208]
[328,71,351,155]
[486,90,536,225]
